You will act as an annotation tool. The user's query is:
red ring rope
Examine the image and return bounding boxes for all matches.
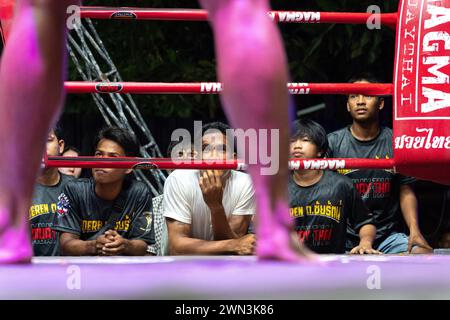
[79,7,398,28]
[65,82,393,95]
[46,156,395,171]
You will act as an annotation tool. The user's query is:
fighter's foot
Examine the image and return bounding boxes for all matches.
[0,226,32,264]
[256,223,318,263]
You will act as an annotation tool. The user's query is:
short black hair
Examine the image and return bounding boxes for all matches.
[63,146,80,155]
[202,121,231,136]
[197,121,237,153]
[347,73,384,102]
[291,119,328,158]
[53,121,64,140]
[94,126,140,157]
[348,73,382,84]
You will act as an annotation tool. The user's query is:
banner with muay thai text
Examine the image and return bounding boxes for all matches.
[394,0,450,185]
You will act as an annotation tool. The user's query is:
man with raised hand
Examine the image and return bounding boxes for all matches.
[199,0,313,261]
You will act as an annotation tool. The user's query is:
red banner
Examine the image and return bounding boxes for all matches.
[394,0,450,185]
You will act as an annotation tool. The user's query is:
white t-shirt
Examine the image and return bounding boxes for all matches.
[163,170,255,240]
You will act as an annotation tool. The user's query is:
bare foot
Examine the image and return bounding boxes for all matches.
[256,202,318,263]
[0,210,32,264]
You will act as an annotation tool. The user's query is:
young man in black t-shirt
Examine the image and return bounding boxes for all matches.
[53,127,155,256]
[327,74,432,254]
[30,125,73,256]
[289,119,379,254]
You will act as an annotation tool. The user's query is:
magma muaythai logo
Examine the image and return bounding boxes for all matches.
[110,12,137,20]
[395,128,450,150]
[95,83,124,94]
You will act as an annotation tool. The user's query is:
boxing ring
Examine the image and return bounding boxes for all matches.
[1,255,450,299]
[2,0,450,301]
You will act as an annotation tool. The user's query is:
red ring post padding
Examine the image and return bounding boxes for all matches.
[393,0,450,186]
[46,156,395,171]
[0,0,15,43]
[64,81,393,95]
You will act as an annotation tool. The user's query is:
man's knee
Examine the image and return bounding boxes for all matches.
[411,246,433,254]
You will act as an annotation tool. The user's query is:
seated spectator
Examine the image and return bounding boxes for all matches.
[53,127,155,256]
[59,146,82,179]
[30,125,74,256]
[289,119,379,254]
[149,139,197,256]
[167,139,197,162]
[164,121,255,255]
[327,74,432,254]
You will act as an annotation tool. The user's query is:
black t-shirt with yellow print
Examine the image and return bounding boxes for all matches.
[289,170,373,253]
[327,126,416,247]
[30,173,74,256]
[52,178,155,245]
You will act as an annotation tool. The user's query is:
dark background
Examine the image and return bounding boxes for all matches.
[1,0,449,247]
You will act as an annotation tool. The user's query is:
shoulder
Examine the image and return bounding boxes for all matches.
[60,173,75,184]
[327,127,349,141]
[324,171,354,189]
[379,126,393,139]
[166,169,199,186]
[230,171,253,188]
[64,178,91,191]
[127,179,151,195]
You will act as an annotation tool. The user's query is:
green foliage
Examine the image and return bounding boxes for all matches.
[67,0,396,118]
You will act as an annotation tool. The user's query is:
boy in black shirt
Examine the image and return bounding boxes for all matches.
[30,125,73,256]
[53,127,155,256]
[290,119,379,254]
[327,74,432,254]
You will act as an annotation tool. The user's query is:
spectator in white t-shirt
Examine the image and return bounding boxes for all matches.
[164,122,256,255]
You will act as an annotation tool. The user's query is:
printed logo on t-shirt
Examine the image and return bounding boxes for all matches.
[29,203,58,219]
[295,224,334,247]
[290,200,343,223]
[57,193,70,217]
[353,178,392,199]
[81,215,131,233]
[140,211,153,233]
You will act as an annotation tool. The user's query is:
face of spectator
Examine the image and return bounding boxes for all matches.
[59,149,82,178]
[347,81,384,123]
[92,138,132,185]
[172,145,197,160]
[201,132,234,177]
[289,136,321,159]
[182,147,197,160]
[46,129,64,157]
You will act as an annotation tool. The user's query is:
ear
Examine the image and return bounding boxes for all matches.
[58,140,65,155]
[346,102,351,113]
[378,98,385,111]
[124,168,133,175]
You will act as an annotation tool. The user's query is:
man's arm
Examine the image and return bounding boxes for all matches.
[350,224,381,255]
[59,232,96,256]
[102,230,148,256]
[349,181,380,254]
[200,170,252,240]
[229,215,252,238]
[399,184,432,253]
[167,218,255,255]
